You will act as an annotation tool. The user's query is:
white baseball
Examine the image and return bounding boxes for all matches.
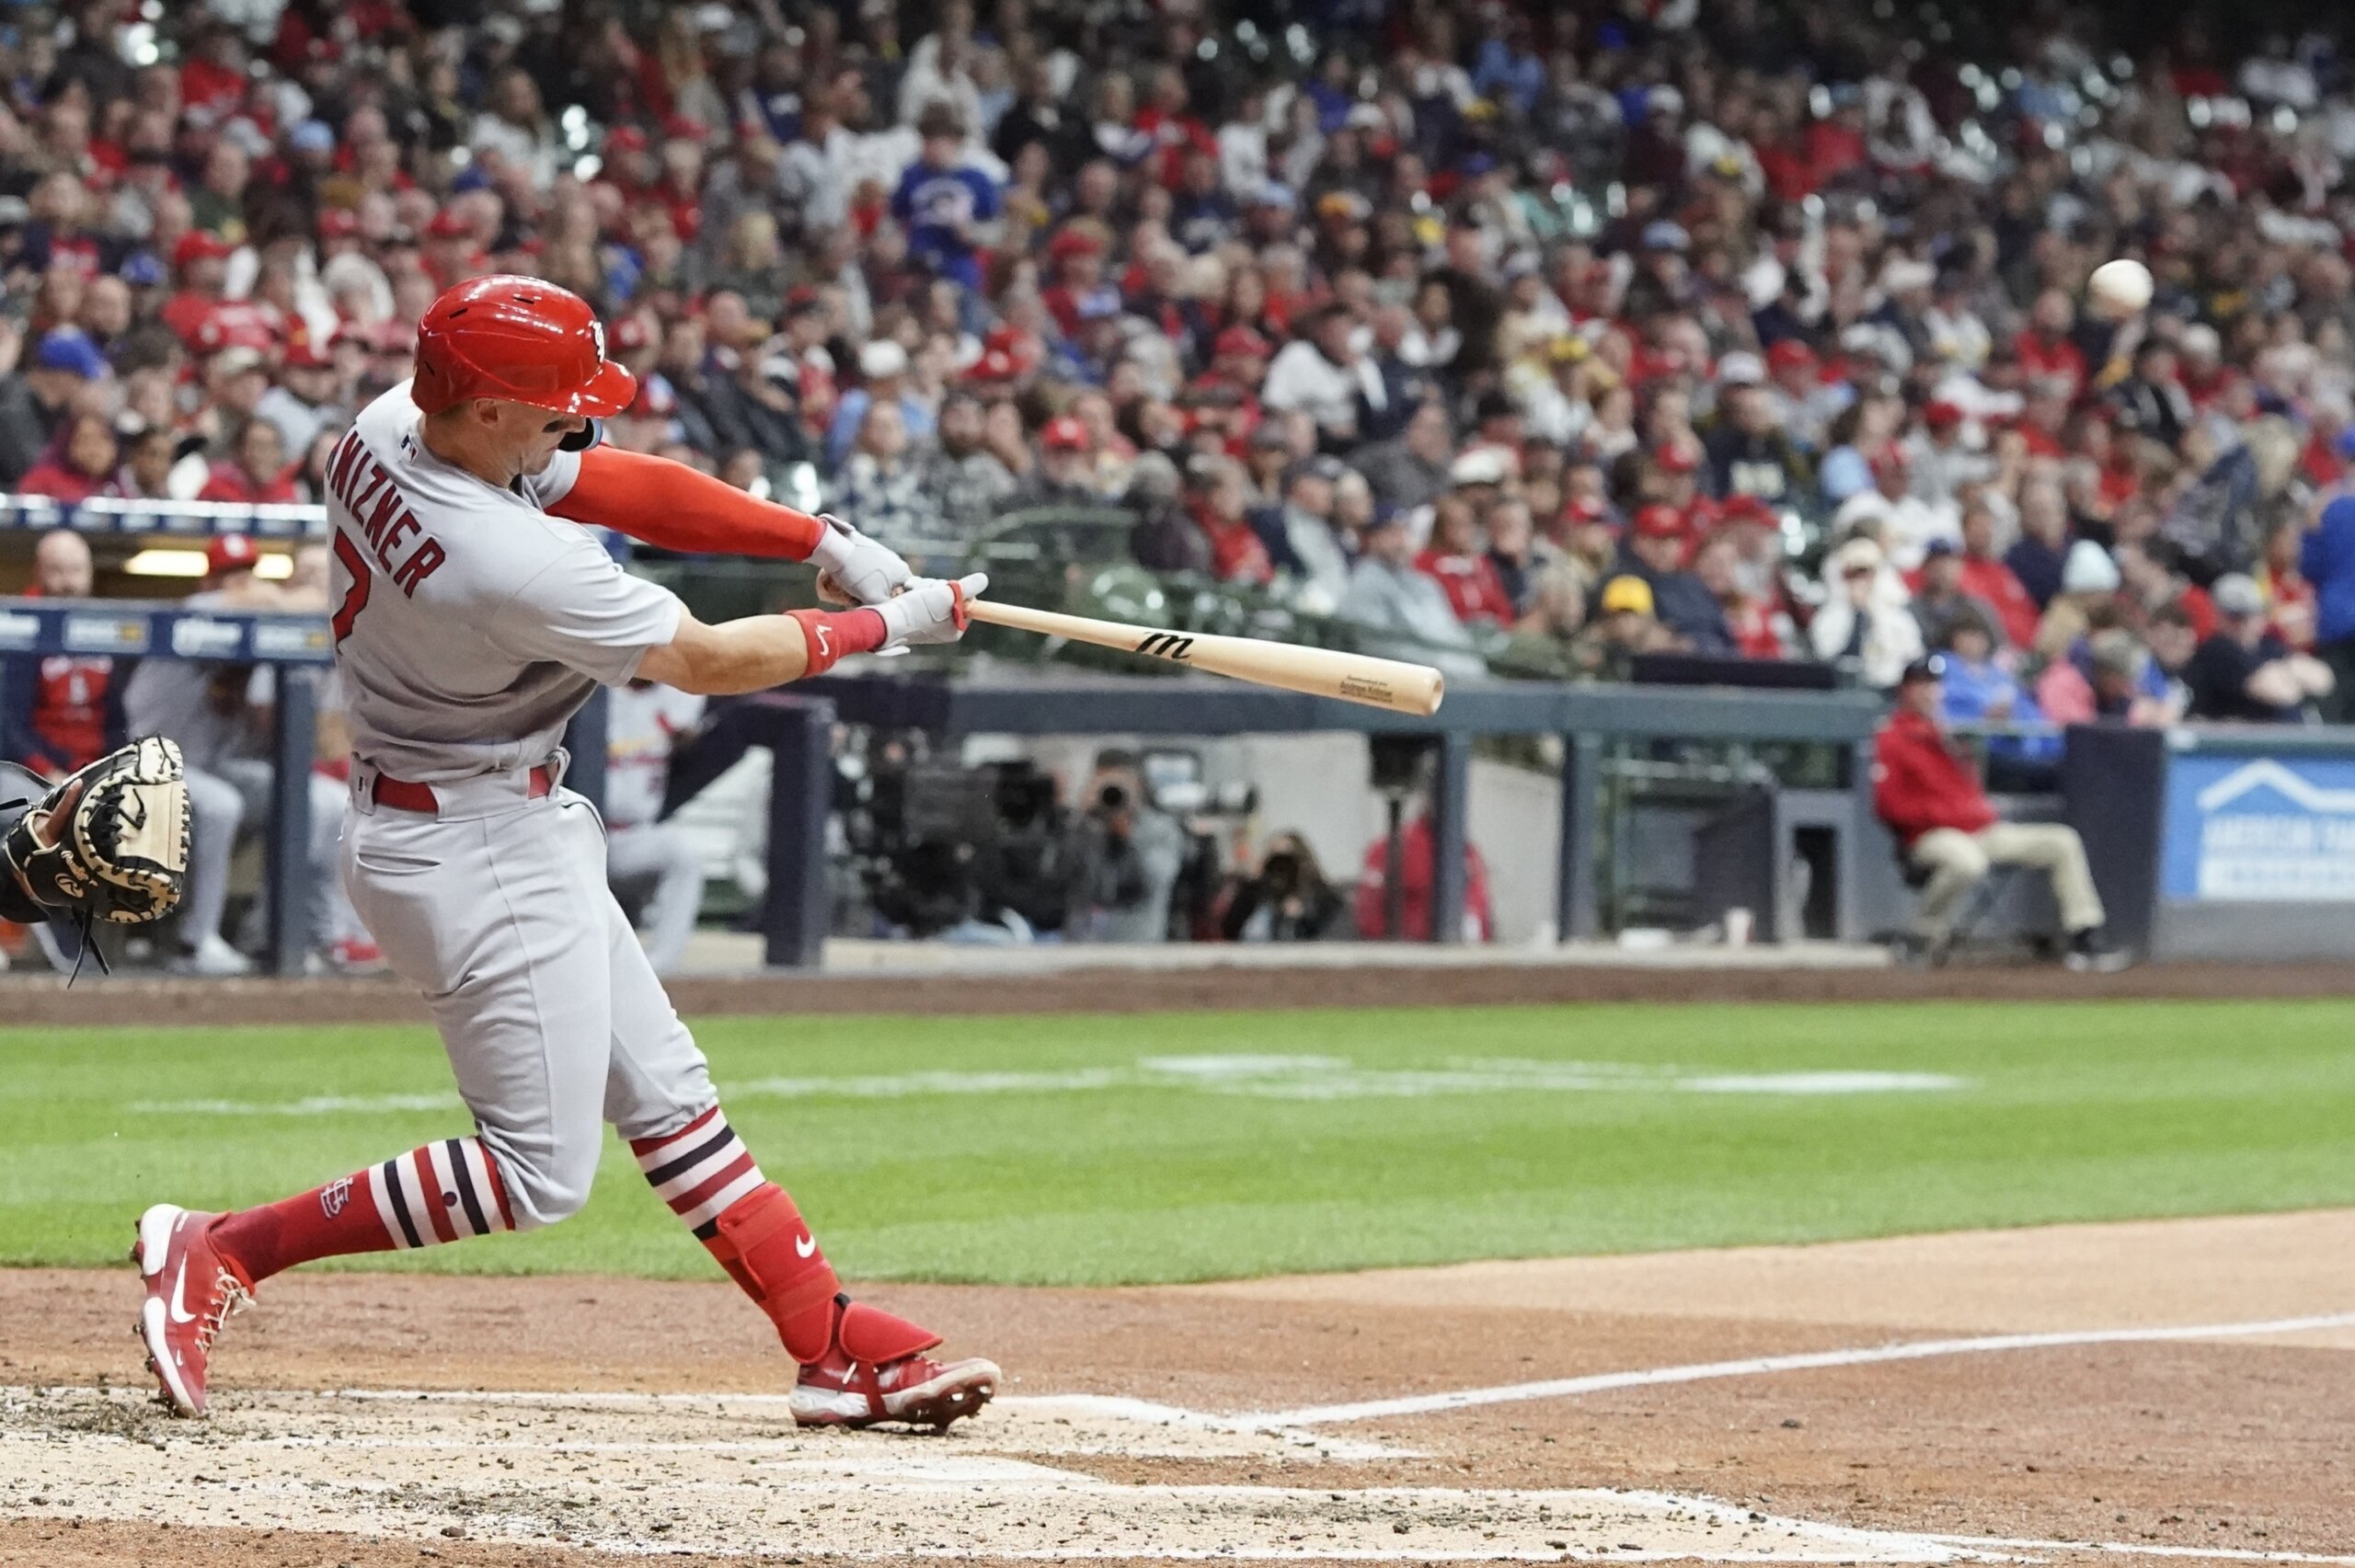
[2087,258,2154,319]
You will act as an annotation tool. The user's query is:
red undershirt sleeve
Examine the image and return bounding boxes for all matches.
[548,445,826,561]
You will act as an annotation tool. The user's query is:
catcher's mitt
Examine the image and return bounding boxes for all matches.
[1,737,191,927]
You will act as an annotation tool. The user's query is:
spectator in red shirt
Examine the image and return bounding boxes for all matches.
[1417,495,1514,626]
[1353,811,1494,942]
[1188,455,1274,587]
[1875,657,2125,969]
[17,411,121,503]
[2012,290,2087,398]
[1952,497,2041,648]
[1693,532,1789,658]
[157,231,237,351]
[1803,89,1870,186]
[2258,517,2318,651]
[1,531,123,780]
[1133,64,1216,189]
[1041,223,1116,338]
[199,417,300,504]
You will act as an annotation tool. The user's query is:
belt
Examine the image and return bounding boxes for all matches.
[372,764,555,815]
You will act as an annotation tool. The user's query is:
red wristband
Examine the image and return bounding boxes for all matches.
[786,607,887,676]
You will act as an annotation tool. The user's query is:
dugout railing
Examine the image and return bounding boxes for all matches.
[1,495,1891,971]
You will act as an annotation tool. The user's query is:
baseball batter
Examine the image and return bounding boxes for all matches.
[132,277,999,1428]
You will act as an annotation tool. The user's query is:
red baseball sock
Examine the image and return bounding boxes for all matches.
[210,1136,515,1285]
[630,1108,840,1356]
[629,1106,941,1369]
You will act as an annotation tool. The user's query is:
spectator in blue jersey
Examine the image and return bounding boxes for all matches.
[891,104,1000,292]
[1935,609,2060,791]
[2304,434,2355,723]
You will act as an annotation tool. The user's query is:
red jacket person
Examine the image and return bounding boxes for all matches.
[1874,656,2127,970]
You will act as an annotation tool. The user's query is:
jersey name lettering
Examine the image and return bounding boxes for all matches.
[327,430,447,600]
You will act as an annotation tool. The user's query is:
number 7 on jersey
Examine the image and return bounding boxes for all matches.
[331,530,373,646]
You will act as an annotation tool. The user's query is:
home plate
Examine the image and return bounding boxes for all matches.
[0,1385,2002,1561]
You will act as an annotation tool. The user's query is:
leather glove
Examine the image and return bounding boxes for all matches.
[1,736,190,927]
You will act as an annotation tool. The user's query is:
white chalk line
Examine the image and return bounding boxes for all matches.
[123,1054,1969,1116]
[1929,1538,2355,1567]
[1236,1310,2355,1428]
[312,1310,2355,1444]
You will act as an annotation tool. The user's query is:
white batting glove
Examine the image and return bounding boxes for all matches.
[808,514,914,606]
[874,573,988,649]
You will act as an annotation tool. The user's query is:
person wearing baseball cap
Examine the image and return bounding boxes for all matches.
[1809,533,1923,689]
[1617,504,1734,654]
[2181,572,2336,722]
[0,328,112,483]
[1763,337,1841,449]
[159,232,237,350]
[1011,413,1104,507]
[254,338,348,458]
[1876,654,2128,971]
[1041,222,1115,338]
[421,207,482,288]
[1560,573,1670,681]
[1702,355,1809,508]
[205,533,260,579]
[823,338,934,470]
[117,527,291,979]
[1832,440,1951,571]
[1336,501,1487,681]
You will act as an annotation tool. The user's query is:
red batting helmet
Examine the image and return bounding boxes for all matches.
[411,275,637,418]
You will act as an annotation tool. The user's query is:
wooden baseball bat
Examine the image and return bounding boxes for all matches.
[965,599,1445,716]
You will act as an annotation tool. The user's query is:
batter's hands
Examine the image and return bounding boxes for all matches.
[874,573,988,649]
[808,515,914,607]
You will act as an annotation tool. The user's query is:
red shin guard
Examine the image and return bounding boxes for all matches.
[712,1186,940,1366]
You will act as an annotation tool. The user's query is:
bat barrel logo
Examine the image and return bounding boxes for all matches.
[1133,632,1196,661]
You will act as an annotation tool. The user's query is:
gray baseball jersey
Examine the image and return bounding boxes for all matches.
[324,382,685,785]
[324,383,717,1230]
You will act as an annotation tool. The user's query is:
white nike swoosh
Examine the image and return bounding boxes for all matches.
[168,1258,196,1325]
[795,1231,817,1259]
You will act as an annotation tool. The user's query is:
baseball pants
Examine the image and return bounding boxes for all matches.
[1908,822,2105,940]
[216,758,360,950]
[340,780,717,1229]
[606,822,706,975]
[178,765,245,949]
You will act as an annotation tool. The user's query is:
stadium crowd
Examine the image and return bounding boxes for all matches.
[7,0,2355,965]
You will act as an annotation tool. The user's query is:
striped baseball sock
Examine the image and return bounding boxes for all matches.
[630,1106,791,1299]
[209,1136,515,1285]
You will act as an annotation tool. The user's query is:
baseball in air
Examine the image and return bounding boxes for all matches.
[2087,258,2154,319]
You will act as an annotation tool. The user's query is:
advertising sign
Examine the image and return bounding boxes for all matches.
[2161,754,2355,901]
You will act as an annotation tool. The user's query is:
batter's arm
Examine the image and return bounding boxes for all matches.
[550,447,913,603]
[638,608,829,695]
[637,574,985,695]
[552,446,827,559]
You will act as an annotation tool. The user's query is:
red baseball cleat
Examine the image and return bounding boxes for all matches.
[789,1345,1002,1429]
[131,1204,252,1417]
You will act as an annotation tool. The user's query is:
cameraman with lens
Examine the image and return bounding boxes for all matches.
[1066,750,1183,944]
[1219,832,1345,942]
[972,763,1079,940]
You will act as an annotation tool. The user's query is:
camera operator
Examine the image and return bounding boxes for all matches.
[971,764,1078,939]
[1066,751,1183,943]
[1220,832,1345,942]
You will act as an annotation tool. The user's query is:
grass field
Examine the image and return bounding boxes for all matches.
[4,999,2352,1286]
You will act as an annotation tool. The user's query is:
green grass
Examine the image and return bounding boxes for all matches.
[4,1000,2352,1286]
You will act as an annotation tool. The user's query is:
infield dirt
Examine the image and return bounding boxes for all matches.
[3,1209,2350,1567]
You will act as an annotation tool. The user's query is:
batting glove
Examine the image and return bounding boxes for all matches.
[808,515,914,607]
[874,573,988,649]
